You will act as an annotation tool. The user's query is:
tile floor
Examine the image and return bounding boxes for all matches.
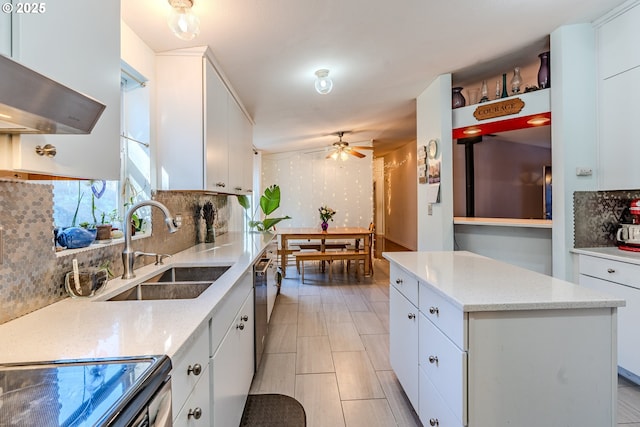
[249,250,640,427]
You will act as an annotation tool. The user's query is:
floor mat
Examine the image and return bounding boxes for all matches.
[240,393,307,427]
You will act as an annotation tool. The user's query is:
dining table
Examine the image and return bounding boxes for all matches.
[277,226,372,278]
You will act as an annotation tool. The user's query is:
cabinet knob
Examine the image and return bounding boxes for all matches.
[187,363,202,376]
[188,407,202,420]
[607,268,616,274]
[428,355,439,364]
[241,315,249,322]
[35,144,57,158]
[429,306,439,316]
[429,418,439,426]
[395,278,403,285]
[236,323,245,330]
[407,313,416,320]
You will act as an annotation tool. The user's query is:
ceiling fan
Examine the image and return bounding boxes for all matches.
[326,131,373,160]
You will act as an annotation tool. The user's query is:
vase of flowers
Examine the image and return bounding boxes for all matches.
[318,205,336,232]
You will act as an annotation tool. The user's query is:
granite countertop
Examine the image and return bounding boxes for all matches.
[383,251,624,312]
[0,231,275,364]
[572,246,640,266]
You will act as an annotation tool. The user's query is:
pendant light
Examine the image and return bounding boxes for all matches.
[167,0,200,41]
[314,69,333,94]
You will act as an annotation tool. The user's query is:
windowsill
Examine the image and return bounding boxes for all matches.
[55,232,150,258]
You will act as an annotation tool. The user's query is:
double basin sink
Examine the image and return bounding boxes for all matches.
[108,266,231,301]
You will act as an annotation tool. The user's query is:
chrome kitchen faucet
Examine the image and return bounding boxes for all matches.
[121,200,180,279]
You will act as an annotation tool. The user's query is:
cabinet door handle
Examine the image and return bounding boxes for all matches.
[429,418,439,426]
[188,407,202,420]
[428,355,438,364]
[187,363,202,376]
[607,268,616,274]
[236,323,245,330]
[241,315,249,322]
[215,182,226,188]
[395,278,403,285]
[429,306,439,316]
[407,313,416,320]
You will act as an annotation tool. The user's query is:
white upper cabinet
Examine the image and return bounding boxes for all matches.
[156,46,254,194]
[598,3,640,79]
[1,0,121,179]
[597,3,640,190]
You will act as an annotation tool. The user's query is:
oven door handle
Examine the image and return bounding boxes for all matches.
[149,378,172,426]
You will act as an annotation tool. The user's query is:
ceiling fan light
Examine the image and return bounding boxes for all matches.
[314,69,333,94]
[168,0,200,41]
[339,150,349,161]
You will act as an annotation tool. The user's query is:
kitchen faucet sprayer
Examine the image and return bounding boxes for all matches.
[121,200,180,279]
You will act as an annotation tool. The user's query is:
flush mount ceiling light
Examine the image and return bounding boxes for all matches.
[314,69,333,94]
[167,0,200,41]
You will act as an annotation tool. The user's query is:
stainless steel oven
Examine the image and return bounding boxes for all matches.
[0,355,172,426]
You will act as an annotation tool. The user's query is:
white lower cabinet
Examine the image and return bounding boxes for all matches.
[389,285,419,409]
[419,368,462,427]
[389,257,618,426]
[173,364,210,427]
[171,327,209,421]
[211,290,255,426]
[579,254,640,379]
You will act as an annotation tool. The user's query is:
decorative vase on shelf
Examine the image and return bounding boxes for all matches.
[321,221,329,232]
[510,67,522,94]
[451,87,466,109]
[500,73,508,98]
[480,80,489,103]
[538,51,550,89]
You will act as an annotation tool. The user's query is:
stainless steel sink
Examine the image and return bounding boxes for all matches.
[142,266,231,283]
[108,266,231,301]
[108,282,213,301]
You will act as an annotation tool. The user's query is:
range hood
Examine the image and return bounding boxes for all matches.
[0,54,106,134]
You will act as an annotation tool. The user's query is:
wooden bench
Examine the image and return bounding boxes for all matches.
[295,250,367,283]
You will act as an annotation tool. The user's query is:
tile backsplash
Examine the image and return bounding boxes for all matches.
[574,190,640,248]
[0,179,234,324]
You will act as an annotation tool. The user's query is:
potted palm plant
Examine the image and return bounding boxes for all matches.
[237,184,291,231]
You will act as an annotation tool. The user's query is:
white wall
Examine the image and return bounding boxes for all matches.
[551,24,599,280]
[384,142,418,250]
[416,74,454,251]
[262,150,373,228]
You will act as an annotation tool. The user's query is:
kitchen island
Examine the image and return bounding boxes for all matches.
[384,250,624,427]
[0,231,276,427]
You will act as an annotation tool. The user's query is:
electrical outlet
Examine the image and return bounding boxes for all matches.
[576,167,593,176]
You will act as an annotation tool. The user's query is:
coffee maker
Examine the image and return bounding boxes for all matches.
[617,199,640,250]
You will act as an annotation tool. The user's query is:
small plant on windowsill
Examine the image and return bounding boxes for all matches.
[237,184,291,232]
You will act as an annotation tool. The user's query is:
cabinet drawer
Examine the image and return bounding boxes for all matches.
[172,327,209,417]
[419,313,467,425]
[579,255,640,289]
[419,282,466,349]
[419,368,464,427]
[390,263,418,304]
[173,364,210,427]
[211,270,253,355]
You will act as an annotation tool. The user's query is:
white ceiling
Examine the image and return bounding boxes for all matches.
[122,0,625,157]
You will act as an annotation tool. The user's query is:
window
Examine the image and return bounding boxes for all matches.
[52,62,151,238]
